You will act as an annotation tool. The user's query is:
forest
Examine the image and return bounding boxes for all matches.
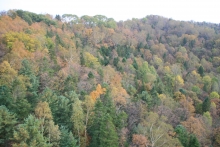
[0,9,220,147]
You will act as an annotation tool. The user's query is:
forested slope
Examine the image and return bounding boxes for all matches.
[1,10,220,147]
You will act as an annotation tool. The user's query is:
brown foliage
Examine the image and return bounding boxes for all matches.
[132,134,148,147]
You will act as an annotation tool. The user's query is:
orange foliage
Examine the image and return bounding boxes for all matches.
[181,116,205,138]
[89,84,106,101]
[0,15,29,35]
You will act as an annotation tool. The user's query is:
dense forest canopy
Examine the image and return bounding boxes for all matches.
[1,9,220,147]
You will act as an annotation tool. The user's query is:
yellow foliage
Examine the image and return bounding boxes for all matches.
[176,75,184,85]
[0,61,17,86]
[164,66,171,73]
[3,32,39,52]
[159,94,166,101]
[84,52,100,68]
[35,101,53,120]
[191,70,200,77]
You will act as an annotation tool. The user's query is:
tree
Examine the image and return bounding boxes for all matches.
[210,91,219,99]
[175,125,189,147]
[197,66,204,77]
[202,76,212,92]
[12,115,49,147]
[0,61,17,87]
[188,134,200,147]
[132,134,149,147]
[19,59,39,107]
[181,116,205,141]
[99,114,119,147]
[35,101,60,146]
[0,106,17,146]
[0,85,13,109]
[202,97,211,112]
[60,127,78,147]
[71,97,84,146]
[89,100,119,147]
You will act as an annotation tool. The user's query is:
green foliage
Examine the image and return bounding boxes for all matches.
[195,103,203,114]
[0,85,13,109]
[197,66,204,77]
[203,111,212,126]
[192,85,201,94]
[62,75,78,93]
[16,10,56,26]
[60,127,78,147]
[0,106,17,146]
[89,96,121,147]
[210,91,219,99]
[188,134,200,147]
[132,59,138,70]
[12,115,49,147]
[202,97,211,112]
[80,52,85,66]
[2,10,220,146]
[99,114,119,147]
[175,125,189,147]
[88,71,94,79]
[19,59,39,107]
[14,98,31,121]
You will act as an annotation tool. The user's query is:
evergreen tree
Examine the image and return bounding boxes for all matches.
[150,86,160,107]
[89,100,105,147]
[202,97,211,112]
[12,115,49,147]
[0,106,17,146]
[0,85,13,109]
[132,59,138,70]
[19,59,39,107]
[175,125,189,147]
[99,114,119,147]
[188,134,200,147]
[60,127,78,147]
[198,66,204,77]
[80,52,85,66]
[14,98,31,121]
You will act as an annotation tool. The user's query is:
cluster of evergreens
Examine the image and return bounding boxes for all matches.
[1,10,220,147]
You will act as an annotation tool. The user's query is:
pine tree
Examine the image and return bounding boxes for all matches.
[12,115,49,147]
[0,85,13,109]
[0,106,17,146]
[188,134,200,147]
[99,114,119,147]
[60,127,78,147]
[198,66,204,77]
[80,52,85,66]
[175,125,189,147]
[89,100,105,147]
[202,97,211,112]
[19,59,39,107]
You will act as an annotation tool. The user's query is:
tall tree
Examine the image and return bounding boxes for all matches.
[0,106,17,146]
[60,127,78,147]
[71,97,84,146]
[12,115,49,147]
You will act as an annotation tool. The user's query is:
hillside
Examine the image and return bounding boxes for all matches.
[1,10,220,147]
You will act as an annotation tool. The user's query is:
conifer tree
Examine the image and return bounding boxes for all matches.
[60,127,78,147]
[12,115,49,147]
[0,106,17,146]
[175,125,189,147]
[99,113,119,147]
[188,134,200,147]
[202,97,211,112]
